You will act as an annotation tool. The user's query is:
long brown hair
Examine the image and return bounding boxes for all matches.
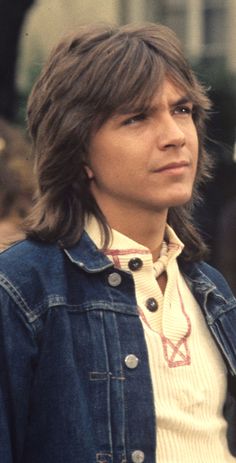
[25,23,212,261]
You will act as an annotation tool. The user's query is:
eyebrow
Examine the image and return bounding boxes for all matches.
[112,96,193,120]
[169,96,193,108]
[144,95,193,116]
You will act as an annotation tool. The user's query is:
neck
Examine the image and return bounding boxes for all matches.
[103,206,168,261]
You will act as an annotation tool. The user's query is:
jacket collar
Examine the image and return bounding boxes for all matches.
[181,260,217,290]
[63,231,114,273]
[181,260,230,306]
[63,231,229,305]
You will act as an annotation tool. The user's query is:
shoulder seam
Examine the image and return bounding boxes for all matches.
[0,273,37,323]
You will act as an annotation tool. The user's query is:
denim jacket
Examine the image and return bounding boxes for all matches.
[0,232,235,463]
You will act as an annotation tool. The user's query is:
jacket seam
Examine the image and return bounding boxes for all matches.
[0,273,40,334]
[0,273,33,317]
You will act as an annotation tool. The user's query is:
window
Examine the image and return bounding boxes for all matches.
[203,0,227,57]
[156,0,187,43]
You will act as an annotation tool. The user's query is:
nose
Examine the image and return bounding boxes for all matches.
[157,114,186,150]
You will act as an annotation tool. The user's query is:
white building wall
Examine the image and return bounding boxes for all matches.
[185,0,203,61]
[226,0,236,73]
[18,0,120,91]
[17,0,236,92]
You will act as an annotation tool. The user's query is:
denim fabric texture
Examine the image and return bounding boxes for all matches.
[0,231,235,462]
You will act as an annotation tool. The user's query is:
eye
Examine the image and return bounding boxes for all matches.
[174,105,193,116]
[122,113,147,126]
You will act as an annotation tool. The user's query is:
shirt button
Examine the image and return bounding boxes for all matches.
[131,450,145,463]
[124,354,139,369]
[146,297,158,312]
[128,257,143,271]
[107,272,122,287]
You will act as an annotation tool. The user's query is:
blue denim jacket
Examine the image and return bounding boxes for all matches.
[0,232,236,463]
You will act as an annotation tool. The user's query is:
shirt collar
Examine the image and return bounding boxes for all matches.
[84,215,184,264]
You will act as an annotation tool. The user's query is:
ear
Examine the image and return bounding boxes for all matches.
[84,164,94,179]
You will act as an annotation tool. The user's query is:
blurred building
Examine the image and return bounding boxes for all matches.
[123,0,236,73]
[18,0,236,93]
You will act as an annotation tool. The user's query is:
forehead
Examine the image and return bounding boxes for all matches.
[151,79,191,105]
[112,77,192,116]
[92,53,196,130]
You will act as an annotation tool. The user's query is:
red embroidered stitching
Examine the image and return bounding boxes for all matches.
[112,254,122,268]
[139,280,192,368]
[104,248,150,256]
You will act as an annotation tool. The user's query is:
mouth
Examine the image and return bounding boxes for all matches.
[154,161,190,174]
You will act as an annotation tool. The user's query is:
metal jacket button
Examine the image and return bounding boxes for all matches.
[107,272,122,287]
[131,450,145,463]
[125,354,139,369]
[146,297,158,312]
[128,257,143,271]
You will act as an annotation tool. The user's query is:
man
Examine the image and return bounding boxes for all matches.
[0,23,235,463]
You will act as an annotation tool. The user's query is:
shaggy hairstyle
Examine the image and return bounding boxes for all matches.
[25,22,212,261]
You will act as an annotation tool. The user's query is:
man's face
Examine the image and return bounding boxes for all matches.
[86,79,199,220]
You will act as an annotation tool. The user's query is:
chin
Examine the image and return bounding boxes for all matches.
[160,191,193,209]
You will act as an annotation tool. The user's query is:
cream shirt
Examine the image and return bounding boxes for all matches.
[85,216,235,462]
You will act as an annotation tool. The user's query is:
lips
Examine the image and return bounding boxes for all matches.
[154,161,190,173]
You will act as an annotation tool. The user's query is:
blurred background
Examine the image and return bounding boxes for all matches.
[0,0,235,291]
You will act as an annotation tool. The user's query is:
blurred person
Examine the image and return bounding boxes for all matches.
[0,118,34,249]
[0,23,235,463]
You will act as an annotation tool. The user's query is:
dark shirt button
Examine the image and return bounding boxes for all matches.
[128,257,143,271]
[146,297,158,312]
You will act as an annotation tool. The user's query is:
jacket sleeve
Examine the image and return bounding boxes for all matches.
[0,286,38,463]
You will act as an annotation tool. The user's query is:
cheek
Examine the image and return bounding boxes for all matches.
[87,138,109,178]
[192,148,199,182]
[189,128,199,163]
[194,142,199,170]
[87,147,122,183]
